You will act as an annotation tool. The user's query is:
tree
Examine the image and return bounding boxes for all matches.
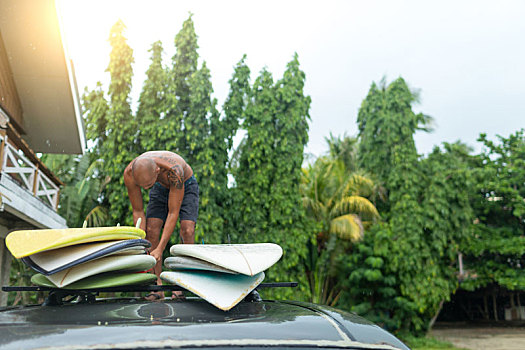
[172,15,198,116]
[235,69,277,240]
[345,77,472,334]
[186,62,221,243]
[43,154,109,228]
[357,78,432,199]
[82,82,109,161]
[301,152,380,305]
[100,19,137,226]
[136,40,167,152]
[203,56,251,243]
[185,62,214,169]
[301,158,379,242]
[165,14,199,154]
[235,55,313,298]
[325,133,359,172]
[462,131,525,291]
[355,80,431,331]
[163,15,236,245]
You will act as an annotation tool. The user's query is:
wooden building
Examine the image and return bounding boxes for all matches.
[0,0,85,305]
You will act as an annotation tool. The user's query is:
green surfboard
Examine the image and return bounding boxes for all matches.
[31,272,157,289]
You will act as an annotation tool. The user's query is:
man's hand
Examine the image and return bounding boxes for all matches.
[149,248,163,263]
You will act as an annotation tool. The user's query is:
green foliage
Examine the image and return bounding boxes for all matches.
[82,82,109,152]
[166,14,199,153]
[42,153,108,228]
[357,78,432,196]
[98,19,138,226]
[235,69,276,236]
[134,40,169,208]
[155,16,228,245]
[302,157,379,240]
[136,40,167,152]
[202,56,251,244]
[235,54,313,299]
[461,130,525,291]
[400,334,465,350]
[187,62,221,243]
[300,134,381,306]
[325,133,359,172]
[338,223,401,330]
[343,77,473,334]
[222,56,250,151]
[185,62,213,164]
[8,259,41,306]
[172,15,198,115]
[302,234,344,305]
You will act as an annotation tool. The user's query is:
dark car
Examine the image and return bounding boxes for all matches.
[0,289,409,350]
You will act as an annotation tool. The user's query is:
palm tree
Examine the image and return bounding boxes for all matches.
[300,154,380,305]
[43,154,109,228]
[302,157,379,240]
[325,133,359,173]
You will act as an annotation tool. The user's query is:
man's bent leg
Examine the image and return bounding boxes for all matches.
[146,218,164,288]
[171,220,195,300]
[179,177,198,245]
[180,220,195,244]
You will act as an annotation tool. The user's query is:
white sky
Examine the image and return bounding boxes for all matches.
[58,0,525,158]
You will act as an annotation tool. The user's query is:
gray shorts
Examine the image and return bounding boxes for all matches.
[146,175,199,223]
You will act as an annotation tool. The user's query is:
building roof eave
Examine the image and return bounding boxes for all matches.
[0,0,86,155]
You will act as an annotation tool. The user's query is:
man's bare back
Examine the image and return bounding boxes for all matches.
[124,151,193,190]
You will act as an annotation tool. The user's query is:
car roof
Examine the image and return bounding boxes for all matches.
[0,298,408,349]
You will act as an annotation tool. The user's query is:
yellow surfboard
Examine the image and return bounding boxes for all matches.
[6,226,146,258]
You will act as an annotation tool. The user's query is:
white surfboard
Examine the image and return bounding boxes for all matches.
[45,254,156,288]
[24,239,149,275]
[164,256,237,274]
[160,270,264,311]
[169,243,282,276]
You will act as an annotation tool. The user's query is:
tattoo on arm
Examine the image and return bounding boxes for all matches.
[167,164,184,189]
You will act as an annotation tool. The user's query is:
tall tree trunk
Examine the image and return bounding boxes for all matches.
[492,294,498,321]
[428,299,444,330]
[483,295,489,320]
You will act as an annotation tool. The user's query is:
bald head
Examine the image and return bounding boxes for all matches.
[132,157,159,189]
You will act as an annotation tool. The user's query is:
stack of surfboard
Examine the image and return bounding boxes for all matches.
[5,226,157,289]
[161,243,283,311]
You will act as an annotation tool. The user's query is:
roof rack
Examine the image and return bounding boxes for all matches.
[1,282,297,293]
[1,282,298,306]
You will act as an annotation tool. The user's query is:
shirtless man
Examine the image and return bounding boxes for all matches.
[124,151,199,298]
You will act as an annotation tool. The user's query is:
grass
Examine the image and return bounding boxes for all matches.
[401,334,468,350]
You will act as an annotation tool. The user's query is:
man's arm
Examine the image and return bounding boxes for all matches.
[124,170,146,231]
[149,164,185,262]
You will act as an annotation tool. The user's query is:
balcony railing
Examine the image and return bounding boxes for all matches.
[0,123,62,210]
